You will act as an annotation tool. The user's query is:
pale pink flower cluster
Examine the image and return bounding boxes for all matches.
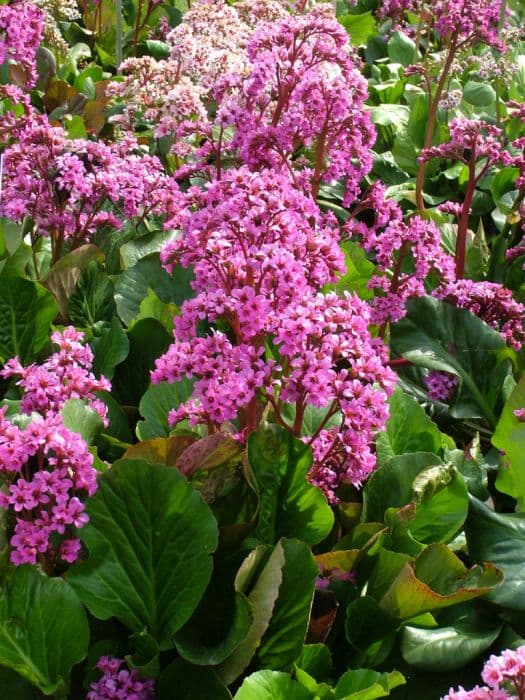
[108,0,287,143]
[87,657,155,700]
[443,645,525,699]
[0,1,44,88]
[1,327,110,424]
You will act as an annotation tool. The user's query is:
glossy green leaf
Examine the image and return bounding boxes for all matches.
[136,378,194,440]
[234,671,313,700]
[377,543,503,620]
[174,568,253,666]
[0,566,88,696]
[492,375,525,510]
[158,659,231,700]
[90,318,130,380]
[323,241,375,300]
[111,318,171,407]
[376,388,443,465]
[0,277,57,363]
[465,497,525,609]
[60,398,104,445]
[400,620,501,671]
[334,669,405,699]
[362,452,443,523]
[67,459,218,648]
[68,261,115,326]
[338,12,377,47]
[114,254,193,326]
[463,81,496,106]
[256,539,318,670]
[391,297,511,425]
[387,31,416,66]
[247,424,334,546]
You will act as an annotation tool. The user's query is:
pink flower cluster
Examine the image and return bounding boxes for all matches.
[0,409,97,565]
[154,167,395,500]
[437,280,525,350]
[0,328,110,566]
[426,370,459,402]
[363,213,455,324]
[0,1,44,88]
[0,116,181,254]
[420,119,513,171]
[377,0,504,50]
[1,327,110,424]
[87,657,154,700]
[443,645,525,699]
[215,6,374,203]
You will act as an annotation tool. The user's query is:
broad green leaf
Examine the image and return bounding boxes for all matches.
[119,231,168,270]
[130,289,176,333]
[60,398,104,445]
[0,277,57,363]
[376,388,443,465]
[67,459,218,648]
[256,539,318,670]
[463,81,496,106]
[492,375,525,510]
[391,297,511,426]
[114,254,194,326]
[338,12,377,47]
[323,241,375,300]
[234,670,313,700]
[334,669,405,699]
[158,659,231,700]
[218,544,285,684]
[362,452,443,522]
[0,566,88,696]
[370,106,410,130]
[43,244,104,320]
[68,261,115,326]
[465,496,525,609]
[387,31,416,66]
[400,620,501,671]
[406,93,429,149]
[345,597,398,667]
[247,424,334,546]
[136,379,194,440]
[295,644,333,683]
[111,318,171,407]
[377,543,503,620]
[174,568,253,666]
[0,666,42,699]
[90,318,130,380]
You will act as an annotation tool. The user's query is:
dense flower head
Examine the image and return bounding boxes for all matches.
[357,213,455,324]
[419,118,513,170]
[426,370,459,402]
[155,165,394,500]
[442,645,525,699]
[273,291,395,500]
[87,656,155,700]
[1,327,111,424]
[437,280,525,350]
[433,0,504,49]
[0,116,182,249]
[215,6,375,203]
[0,1,44,89]
[0,409,97,565]
[161,166,345,322]
[31,0,80,54]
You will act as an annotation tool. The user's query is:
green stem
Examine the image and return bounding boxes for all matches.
[115,0,123,72]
